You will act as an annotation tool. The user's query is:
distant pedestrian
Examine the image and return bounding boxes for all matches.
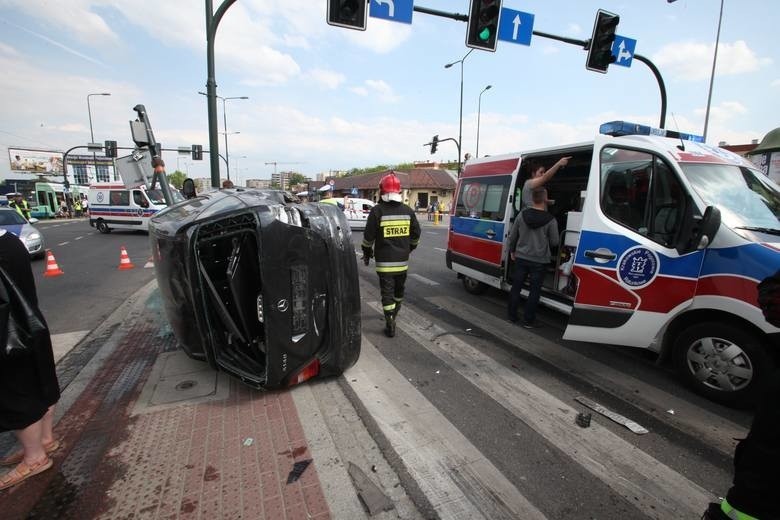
[361,173,421,337]
[81,196,89,216]
[222,179,234,189]
[507,188,559,328]
[73,198,83,218]
[0,230,61,490]
[427,203,434,221]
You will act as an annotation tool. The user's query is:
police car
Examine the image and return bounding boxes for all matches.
[0,207,45,259]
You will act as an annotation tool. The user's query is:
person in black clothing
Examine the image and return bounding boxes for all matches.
[702,270,780,520]
[0,230,61,490]
[362,173,421,337]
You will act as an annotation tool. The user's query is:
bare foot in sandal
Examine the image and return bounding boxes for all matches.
[0,439,61,467]
[0,456,53,491]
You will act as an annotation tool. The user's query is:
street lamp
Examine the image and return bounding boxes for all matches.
[234,155,247,187]
[444,48,474,173]
[87,92,111,186]
[703,0,724,142]
[476,85,492,158]
[198,91,248,180]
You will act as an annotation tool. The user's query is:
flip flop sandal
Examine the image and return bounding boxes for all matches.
[0,457,53,491]
[0,439,60,467]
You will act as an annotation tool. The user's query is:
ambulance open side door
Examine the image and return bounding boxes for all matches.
[562,135,708,349]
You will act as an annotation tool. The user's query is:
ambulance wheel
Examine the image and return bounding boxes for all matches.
[462,276,487,295]
[96,220,111,234]
[673,322,772,407]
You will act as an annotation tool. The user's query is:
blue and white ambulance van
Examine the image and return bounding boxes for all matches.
[88,183,170,233]
[446,121,780,406]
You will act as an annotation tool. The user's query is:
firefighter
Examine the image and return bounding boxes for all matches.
[9,193,31,221]
[361,173,421,337]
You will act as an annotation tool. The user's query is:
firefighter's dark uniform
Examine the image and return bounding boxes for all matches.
[362,200,421,336]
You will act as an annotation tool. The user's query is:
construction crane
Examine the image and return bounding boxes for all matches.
[264,161,302,176]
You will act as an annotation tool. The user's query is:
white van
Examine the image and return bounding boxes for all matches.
[447,120,780,406]
[88,183,170,233]
[320,197,375,230]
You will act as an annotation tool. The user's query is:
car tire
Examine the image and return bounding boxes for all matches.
[96,220,111,234]
[673,321,773,408]
[462,275,488,295]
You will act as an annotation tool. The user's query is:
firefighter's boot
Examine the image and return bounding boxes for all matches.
[384,313,396,338]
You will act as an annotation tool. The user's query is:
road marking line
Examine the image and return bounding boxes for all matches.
[50,330,90,364]
[58,241,69,246]
[434,247,447,252]
[74,236,83,240]
[427,295,746,455]
[346,336,547,520]
[372,301,714,520]
[408,273,439,286]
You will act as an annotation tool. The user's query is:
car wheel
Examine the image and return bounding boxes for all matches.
[96,220,111,234]
[462,275,488,295]
[673,322,773,407]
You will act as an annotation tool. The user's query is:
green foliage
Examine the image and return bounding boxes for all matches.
[167,170,186,189]
[288,172,307,187]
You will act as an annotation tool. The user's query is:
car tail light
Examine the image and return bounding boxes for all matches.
[288,358,320,387]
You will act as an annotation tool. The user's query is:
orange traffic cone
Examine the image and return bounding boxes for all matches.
[43,250,64,277]
[118,246,135,270]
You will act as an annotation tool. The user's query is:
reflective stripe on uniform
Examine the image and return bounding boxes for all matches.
[376,261,409,273]
[383,303,396,311]
[361,239,374,248]
[721,499,760,520]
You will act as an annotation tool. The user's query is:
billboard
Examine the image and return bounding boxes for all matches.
[8,148,63,174]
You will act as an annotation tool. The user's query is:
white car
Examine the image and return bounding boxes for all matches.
[0,207,45,258]
[320,197,375,231]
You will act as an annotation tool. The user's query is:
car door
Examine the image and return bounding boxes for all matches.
[563,136,706,349]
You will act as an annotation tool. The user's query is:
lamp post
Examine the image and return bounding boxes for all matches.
[198,91,248,180]
[234,155,247,187]
[703,0,724,142]
[87,92,111,185]
[476,85,492,158]
[444,48,474,173]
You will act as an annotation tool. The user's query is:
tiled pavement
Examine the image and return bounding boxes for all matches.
[0,299,331,520]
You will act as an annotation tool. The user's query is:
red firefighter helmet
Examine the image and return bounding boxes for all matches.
[379,173,402,202]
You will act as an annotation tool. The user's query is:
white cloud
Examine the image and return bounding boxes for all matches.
[541,45,560,55]
[364,80,399,103]
[344,18,412,53]
[0,42,18,56]
[350,86,369,97]
[772,79,780,87]
[1,0,119,46]
[309,68,346,89]
[653,40,772,81]
[568,23,583,35]
[693,100,747,122]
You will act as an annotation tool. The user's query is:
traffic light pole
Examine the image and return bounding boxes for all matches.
[411,6,668,128]
[205,0,238,189]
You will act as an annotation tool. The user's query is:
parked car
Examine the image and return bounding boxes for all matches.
[148,188,361,389]
[320,197,375,230]
[0,207,45,258]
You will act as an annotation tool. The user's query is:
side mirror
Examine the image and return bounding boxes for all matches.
[694,205,721,250]
[182,178,197,199]
[28,217,39,224]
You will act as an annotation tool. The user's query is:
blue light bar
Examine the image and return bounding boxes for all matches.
[599,121,705,143]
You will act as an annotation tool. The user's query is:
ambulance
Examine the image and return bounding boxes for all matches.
[88,183,172,233]
[447,121,780,406]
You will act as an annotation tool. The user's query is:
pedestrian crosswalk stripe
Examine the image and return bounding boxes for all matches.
[427,295,746,456]
[368,300,715,520]
[347,336,547,520]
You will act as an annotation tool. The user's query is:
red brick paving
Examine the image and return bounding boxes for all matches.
[0,306,332,520]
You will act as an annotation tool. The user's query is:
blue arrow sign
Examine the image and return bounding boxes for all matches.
[611,35,637,68]
[498,8,534,46]
[370,0,414,25]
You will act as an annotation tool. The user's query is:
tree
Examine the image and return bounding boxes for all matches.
[288,172,307,187]
[167,170,186,189]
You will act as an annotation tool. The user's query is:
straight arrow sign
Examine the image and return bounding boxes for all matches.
[498,8,534,46]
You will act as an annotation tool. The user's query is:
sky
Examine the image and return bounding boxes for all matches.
[0,0,778,185]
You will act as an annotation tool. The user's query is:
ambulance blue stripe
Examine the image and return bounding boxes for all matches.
[574,230,704,278]
[450,216,504,243]
[700,243,779,281]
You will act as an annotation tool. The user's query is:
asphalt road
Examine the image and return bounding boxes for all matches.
[31,218,156,335]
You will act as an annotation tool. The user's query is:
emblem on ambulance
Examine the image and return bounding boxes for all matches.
[617,247,659,288]
[96,192,104,203]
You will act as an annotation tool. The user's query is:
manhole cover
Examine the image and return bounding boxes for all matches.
[176,380,197,391]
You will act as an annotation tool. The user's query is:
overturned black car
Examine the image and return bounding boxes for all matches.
[148,188,361,389]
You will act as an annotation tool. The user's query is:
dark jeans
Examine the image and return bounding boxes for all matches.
[378,272,407,318]
[508,258,546,325]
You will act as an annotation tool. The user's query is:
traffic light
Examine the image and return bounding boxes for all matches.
[430,135,439,155]
[586,9,620,73]
[466,0,502,52]
[327,0,367,31]
[192,144,203,161]
[104,140,117,158]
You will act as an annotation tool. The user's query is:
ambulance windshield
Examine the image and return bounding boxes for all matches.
[681,163,780,232]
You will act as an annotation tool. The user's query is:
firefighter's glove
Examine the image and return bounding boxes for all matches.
[362,247,373,266]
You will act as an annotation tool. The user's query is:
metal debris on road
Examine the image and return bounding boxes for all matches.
[667,409,675,415]
[575,396,649,435]
[575,412,592,428]
[287,459,312,484]
[347,462,394,515]
[242,437,254,446]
